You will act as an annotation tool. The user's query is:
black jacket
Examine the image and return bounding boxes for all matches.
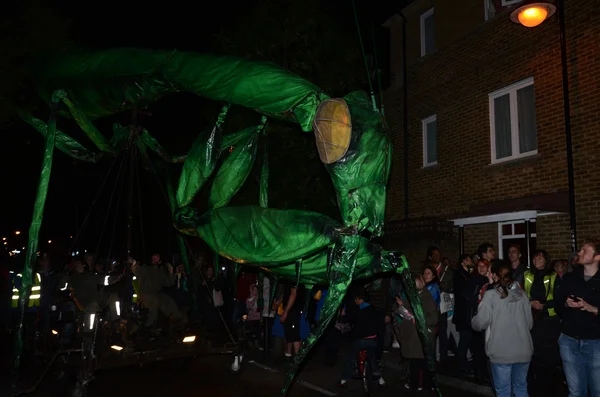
[554,266,600,340]
[452,266,471,330]
[352,303,379,340]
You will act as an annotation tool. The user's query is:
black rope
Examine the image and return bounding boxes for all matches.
[91,143,132,352]
[135,151,146,260]
[59,154,121,272]
[143,155,238,347]
[92,145,130,266]
[183,238,237,347]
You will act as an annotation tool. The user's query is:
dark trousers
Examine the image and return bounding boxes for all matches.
[529,315,561,397]
[438,312,449,361]
[457,327,473,371]
[409,358,432,389]
[342,338,377,381]
[375,309,386,363]
[472,331,490,382]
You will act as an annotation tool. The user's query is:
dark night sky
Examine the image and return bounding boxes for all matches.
[0,0,403,265]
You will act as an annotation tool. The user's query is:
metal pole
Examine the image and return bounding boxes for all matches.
[400,12,409,243]
[557,0,577,252]
[525,220,532,268]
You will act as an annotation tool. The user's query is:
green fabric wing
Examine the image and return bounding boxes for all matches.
[209,132,258,209]
[176,126,222,207]
[194,206,340,265]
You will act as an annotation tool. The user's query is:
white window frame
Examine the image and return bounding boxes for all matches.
[501,0,523,6]
[420,8,434,57]
[488,77,537,164]
[422,114,438,167]
[498,219,537,267]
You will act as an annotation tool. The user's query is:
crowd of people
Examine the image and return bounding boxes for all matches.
[236,240,600,397]
[3,238,600,397]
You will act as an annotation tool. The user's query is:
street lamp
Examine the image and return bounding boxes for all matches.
[510,0,577,252]
[15,230,21,235]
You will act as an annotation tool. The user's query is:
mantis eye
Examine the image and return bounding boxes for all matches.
[312,98,352,164]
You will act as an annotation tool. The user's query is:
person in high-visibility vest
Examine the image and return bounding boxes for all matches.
[11,271,42,311]
[523,249,559,396]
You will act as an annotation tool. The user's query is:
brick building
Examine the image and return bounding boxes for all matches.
[382,0,600,267]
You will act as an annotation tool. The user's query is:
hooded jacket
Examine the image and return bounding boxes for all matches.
[471,282,533,364]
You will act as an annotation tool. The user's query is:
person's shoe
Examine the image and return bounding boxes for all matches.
[338,380,348,388]
[378,377,386,387]
[460,369,475,378]
[447,350,455,357]
[405,383,422,391]
[392,341,400,349]
[383,349,390,354]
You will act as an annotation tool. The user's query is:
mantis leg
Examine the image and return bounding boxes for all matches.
[12,90,63,392]
[17,109,100,163]
[279,235,360,397]
[61,96,115,153]
[391,253,442,397]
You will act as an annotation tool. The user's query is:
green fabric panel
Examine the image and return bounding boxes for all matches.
[325,91,391,237]
[176,126,222,208]
[36,48,327,131]
[260,237,380,285]
[61,96,114,153]
[179,206,340,265]
[395,255,440,395]
[13,90,62,386]
[208,132,258,209]
[17,110,99,163]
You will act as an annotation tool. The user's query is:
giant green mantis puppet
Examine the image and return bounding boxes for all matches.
[13,48,439,396]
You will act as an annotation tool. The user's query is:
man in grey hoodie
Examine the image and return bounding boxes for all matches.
[472,262,533,397]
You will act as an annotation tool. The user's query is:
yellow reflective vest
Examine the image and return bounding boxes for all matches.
[524,270,557,317]
[132,275,139,304]
[11,272,42,310]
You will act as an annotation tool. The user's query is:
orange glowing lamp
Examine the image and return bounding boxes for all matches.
[510,2,556,28]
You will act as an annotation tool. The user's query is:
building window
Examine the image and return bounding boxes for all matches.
[489,77,537,164]
[498,220,536,267]
[420,8,435,57]
[422,115,437,167]
[501,0,523,6]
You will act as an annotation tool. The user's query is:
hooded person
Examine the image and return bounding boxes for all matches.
[472,261,533,397]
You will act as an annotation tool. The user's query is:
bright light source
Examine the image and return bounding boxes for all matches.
[15,231,21,235]
[110,345,124,351]
[48,240,52,244]
[89,314,95,330]
[2,237,5,241]
[242,314,248,321]
[510,2,556,28]
[3,242,6,245]
[182,336,196,343]
[70,235,73,239]
[115,301,121,317]
[221,267,226,271]
[52,330,58,335]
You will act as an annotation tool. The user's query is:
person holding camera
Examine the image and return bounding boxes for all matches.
[555,239,600,397]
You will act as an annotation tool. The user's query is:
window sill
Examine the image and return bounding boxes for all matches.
[421,163,440,171]
[485,153,542,171]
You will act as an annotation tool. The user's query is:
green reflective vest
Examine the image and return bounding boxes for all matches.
[524,270,557,317]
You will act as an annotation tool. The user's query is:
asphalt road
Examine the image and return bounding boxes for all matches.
[83,352,474,397]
